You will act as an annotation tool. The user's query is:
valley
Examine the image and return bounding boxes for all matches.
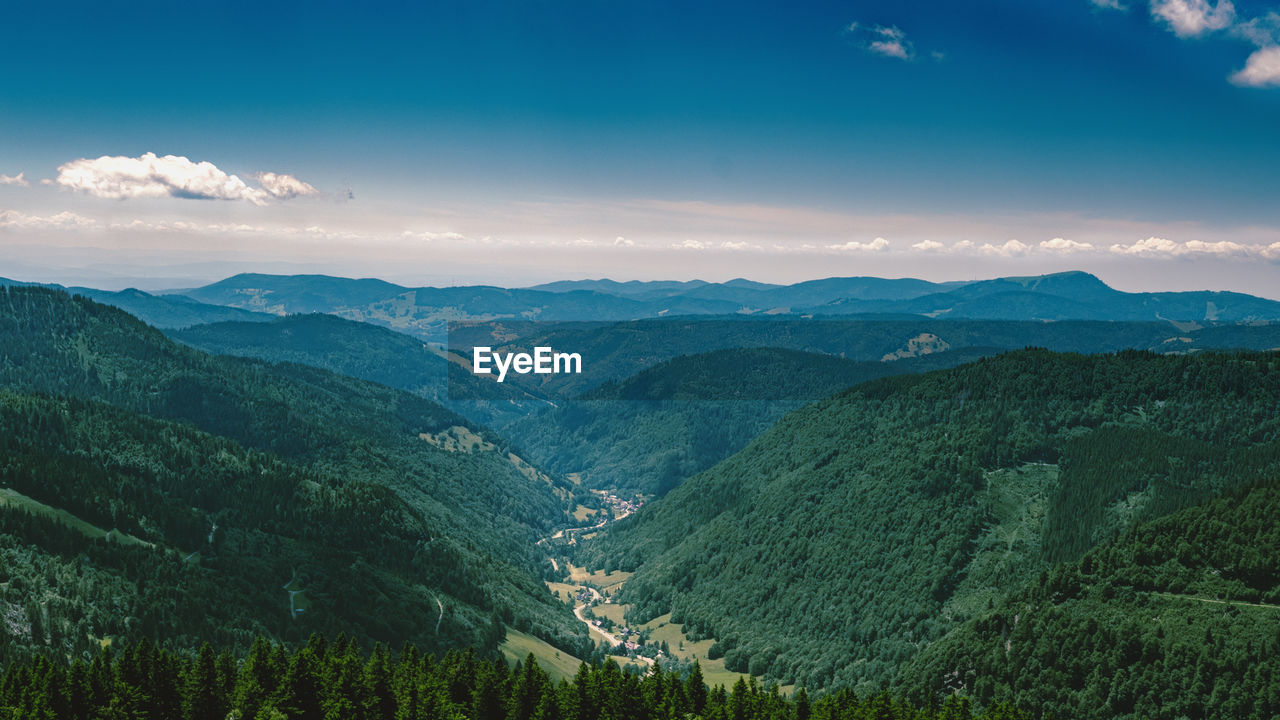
[535,488,753,689]
[4,274,1280,719]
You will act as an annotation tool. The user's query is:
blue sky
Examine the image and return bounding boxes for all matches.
[3,0,1280,293]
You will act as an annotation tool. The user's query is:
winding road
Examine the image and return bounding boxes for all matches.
[539,493,654,669]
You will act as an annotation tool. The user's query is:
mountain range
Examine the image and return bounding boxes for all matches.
[56,270,1275,343]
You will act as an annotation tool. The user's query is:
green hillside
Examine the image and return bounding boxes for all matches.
[0,392,512,664]
[503,347,998,495]
[0,286,586,659]
[0,279,275,329]
[472,316,1280,399]
[170,313,554,427]
[578,349,1280,692]
[897,476,1280,719]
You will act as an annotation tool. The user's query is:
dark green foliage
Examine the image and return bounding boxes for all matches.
[0,390,517,662]
[170,313,553,428]
[505,347,998,495]
[0,286,585,658]
[897,477,1280,720]
[0,637,1029,720]
[0,278,274,329]
[488,316,1280,398]
[581,349,1280,691]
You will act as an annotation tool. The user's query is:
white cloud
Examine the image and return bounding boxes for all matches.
[1109,236,1181,255]
[0,209,98,230]
[400,230,473,243]
[1230,46,1280,86]
[614,236,634,246]
[979,239,1031,256]
[828,237,890,252]
[912,239,946,252]
[1184,239,1250,255]
[1090,0,1128,10]
[1151,0,1235,37]
[254,171,319,200]
[869,26,914,60]
[1264,242,1280,259]
[0,172,29,187]
[1039,237,1095,253]
[54,153,318,205]
[1109,236,1254,256]
[846,22,917,61]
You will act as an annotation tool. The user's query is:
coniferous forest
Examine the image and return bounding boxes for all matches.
[0,637,1031,720]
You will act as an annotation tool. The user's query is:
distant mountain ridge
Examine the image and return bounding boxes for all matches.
[156,271,1280,341]
[817,271,1280,323]
[0,276,274,328]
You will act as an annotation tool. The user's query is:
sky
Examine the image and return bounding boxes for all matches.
[3,0,1280,295]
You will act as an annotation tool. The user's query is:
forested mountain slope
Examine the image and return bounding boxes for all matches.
[0,286,585,659]
[474,316,1280,398]
[173,314,997,495]
[501,347,998,495]
[0,278,274,329]
[897,475,1280,719]
[0,392,512,664]
[170,313,552,427]
[578,349,1280,692]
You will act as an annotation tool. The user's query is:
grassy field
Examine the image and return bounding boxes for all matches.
[566,563,631,595]
[500,628,586,682]
[591,603,628,625]
[608,655,648,673]
[572,505,600,522]
[638,613,748,689]
[547,581,580,604]
[0,488,152,548]
[555,560,754,689]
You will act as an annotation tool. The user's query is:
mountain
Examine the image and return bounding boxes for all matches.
[576,349,1280,695]
[176,273,742,341]
[0,285,586,659]
[177,273,410,314]
[527,278,711,300]
[529,276,956,308]
[169,313,554,427]
[464,315,1280,399]
[0,277,274,328]
[816,271,1280,323]
[500,347,999,495]
[167,272,1280,344]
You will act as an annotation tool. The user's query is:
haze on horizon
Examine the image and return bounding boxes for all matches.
[3,0,1280,297]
